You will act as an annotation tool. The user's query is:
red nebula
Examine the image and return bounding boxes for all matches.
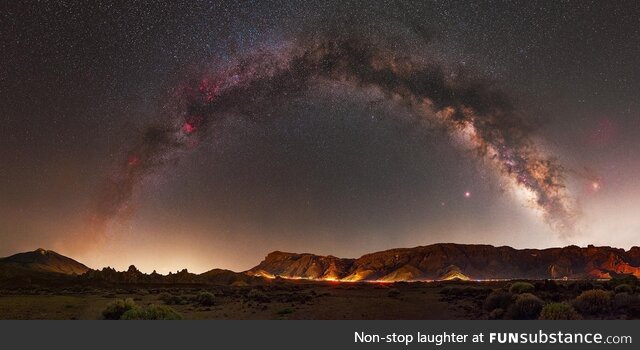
[183,114,205,134]
[585,177,604,194]
[198,78,219,103]
[182,122,196,134]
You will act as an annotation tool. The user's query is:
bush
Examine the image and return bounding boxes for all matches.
[164,295,189,305]
[506,293,543,319]
[628,295,640,318]
[610,274,638,288]
[571,281,596,292]
[160,294,188,305]
[195,291,215,306]
[484,290,513,311]
[231,280,249,287]
[614,292,632,309]
[102,298,136,320]
[282,291,313,304]
[509,282,535,294]
[539,303,582,320]
[120,304,182,320]
[488,308,504,320]
[575,289,611,315]
[535,280,559,292]
[614,284,634,294]
[247,289,269,302]
[277,307,294,315]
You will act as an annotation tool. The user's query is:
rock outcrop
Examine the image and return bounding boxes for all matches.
[248,244,640,281]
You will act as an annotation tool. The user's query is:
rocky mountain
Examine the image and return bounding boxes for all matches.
[3,244,640,286]
[248,251,355,280]
[0,249,259,287]
[0,248,90,275]
[81,265,260,286]
[248,244,640,281]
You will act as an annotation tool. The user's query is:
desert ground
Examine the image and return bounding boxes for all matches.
[1,279,638,320]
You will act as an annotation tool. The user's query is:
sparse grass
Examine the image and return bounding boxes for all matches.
[441,286,491,297]
[0,295,93,320]
[4,279,640,320]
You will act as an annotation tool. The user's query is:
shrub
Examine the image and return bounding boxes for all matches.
[539,303,582,320]
[488,308,504,320]
[102,298,136,320]
[247,289,269,302]
[161,294,188,305]
[575,289,611,315]
[231,280,249,287]
[159,293,184,303]
[614,284,634,294]
[484,290,513,311]
[277,307,294,315]
[572,281,596,292]
[506,293,543,319]
[387,288,401,297]
[628,295,640,318]
[195,291,215,306]
[614,292,632,309]
[610,274,638,288]
[509,282,535,294]
[121,304,182,320]
[298,291,314,303]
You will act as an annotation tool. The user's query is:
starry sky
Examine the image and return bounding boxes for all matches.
[1,0,639,273]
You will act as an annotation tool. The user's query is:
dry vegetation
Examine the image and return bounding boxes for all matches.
[0,276,638,320]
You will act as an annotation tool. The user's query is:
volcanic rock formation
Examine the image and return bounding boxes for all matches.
[248,244,640,281]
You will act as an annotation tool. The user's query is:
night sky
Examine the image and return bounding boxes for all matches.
[1,1,639,273]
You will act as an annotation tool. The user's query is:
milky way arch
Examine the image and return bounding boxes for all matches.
[89,37,577,242]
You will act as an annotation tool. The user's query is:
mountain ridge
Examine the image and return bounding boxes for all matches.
[2,243,640,284]
[248,243,640,281]
[0,248,91,275]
